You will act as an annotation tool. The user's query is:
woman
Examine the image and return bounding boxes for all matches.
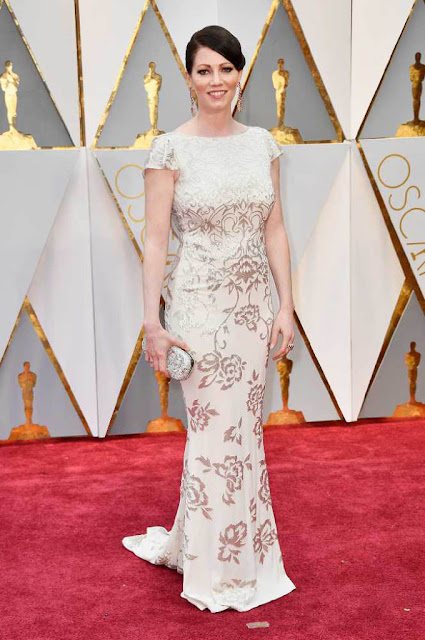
[122,25,296,613]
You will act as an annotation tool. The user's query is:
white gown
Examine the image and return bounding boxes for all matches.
[122,125,296,613]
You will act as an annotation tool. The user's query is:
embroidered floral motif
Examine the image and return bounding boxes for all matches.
[258,460,272,510]
[234,303,261,331]
[229,255,269,290]
[224,416,243,445]
[253,519,278,564]
[197,351,247,390]
[249,497,257,523]
[180,459,213,520]
[182,532,198,561]
[142,134,179,177]
[253,415,263,449]
[247,369,266,415]
[154,549,182,573]
[155,530,197,572]
[218,521,248,564]
[196,454,252,505]
[187,399,219,432]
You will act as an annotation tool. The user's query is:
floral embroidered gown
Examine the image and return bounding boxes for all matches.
[122,125,296,612]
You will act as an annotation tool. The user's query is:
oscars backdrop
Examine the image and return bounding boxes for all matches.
[0,0,424,440]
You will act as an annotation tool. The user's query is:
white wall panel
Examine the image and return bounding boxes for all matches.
[28,149,98,434]
[0,151,77,361]
[79,0,144,146]
[350,142,405,419]
[293,0,351,139]
[351,0,414,139]
[281,143,348,271]
[87,150,143,437]
[293,144,352,419]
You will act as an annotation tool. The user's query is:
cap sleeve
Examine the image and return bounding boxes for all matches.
[143,134,179,177]
[262,128,283,162]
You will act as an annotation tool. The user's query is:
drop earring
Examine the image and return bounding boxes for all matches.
[190,89,197,117]
[236,81,243,112]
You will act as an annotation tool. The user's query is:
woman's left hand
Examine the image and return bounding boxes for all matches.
[269,308,295,360]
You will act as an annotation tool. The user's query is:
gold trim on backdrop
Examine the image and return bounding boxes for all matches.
[74,0,85,147]
[1,0,76,148]
[293,310,345,421]
[284,0,344,142]
[150,0,188,81]
[24,298,92,436]
[357,141,425,316]
[234,0,344,142]
[357,0,419,139]
[92,0,189,149]
[362,279,413,402]
[0,298,25,368]
[104,321,146,436]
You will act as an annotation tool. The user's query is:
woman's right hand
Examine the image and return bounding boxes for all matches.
[143,324,191,377]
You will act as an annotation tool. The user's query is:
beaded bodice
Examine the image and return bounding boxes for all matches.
[143,126,283,249]
[143,125,284,339]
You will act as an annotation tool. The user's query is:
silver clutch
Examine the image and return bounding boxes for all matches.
[141,336,195,381]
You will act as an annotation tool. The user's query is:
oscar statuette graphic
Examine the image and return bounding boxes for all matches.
[393,341,425,418]
[396,52,425,137]
[9,361,50,441]
[146,366,185,433]
[144,307,185,432]
[269,58,303,145]
[132,61,165,149]
[265,355,305,426]
[0,60,37,149]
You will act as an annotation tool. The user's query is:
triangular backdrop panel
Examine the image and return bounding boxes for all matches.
[292,0,351,138]
[0,309,88,440]
[239,0,337,139]
[87,150,143,437]
[268,148,344,422]
[362,137,425,300]
[78,0,142,146]
[359,291,425,418]
[350,141,405,419]
[356,0,423,140]
[293,143,351,418]
[264,303,340,423]
[280,142,348,271]
[0,1,73,146]
[11,0,80,145]
[28,149,98,435]
[96,2,188,147]
[0,150,78,360]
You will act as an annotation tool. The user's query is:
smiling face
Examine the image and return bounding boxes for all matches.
[188,46,242,113]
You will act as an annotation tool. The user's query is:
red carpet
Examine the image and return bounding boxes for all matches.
[1,419,424,640]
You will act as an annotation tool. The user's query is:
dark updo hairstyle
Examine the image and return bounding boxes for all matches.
[185,25,246,75]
